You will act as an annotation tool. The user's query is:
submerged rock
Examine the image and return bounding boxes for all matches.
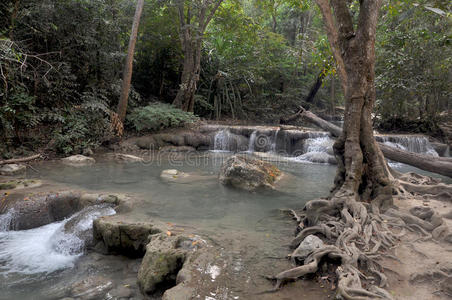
[219,154,282,191]
[93,215,161,257]
[0,179,41,190]
[112,153,143,162]
[61,155,95,166]
[0,163,26,176]
[70,275,113,300]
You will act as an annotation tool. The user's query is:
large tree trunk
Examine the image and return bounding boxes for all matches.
[315,0,392,208]
[117,0,144,123]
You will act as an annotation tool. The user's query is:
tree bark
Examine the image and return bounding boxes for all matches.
[313,0,392,208]
[117,0,144,123]
[173,0,223,112]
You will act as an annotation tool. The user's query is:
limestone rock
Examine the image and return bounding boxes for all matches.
[219,154,282,191]
[93,215,161,257]
[3,191,122,230]
[0,179,41,190]
[113,153,143,163]
[61,155,95,166]
[291,235,324,261]
[0,163,26,175]
[138,233,201,295]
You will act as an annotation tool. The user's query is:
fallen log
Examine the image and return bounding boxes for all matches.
[295,107,452,178]
[0,154,41,165]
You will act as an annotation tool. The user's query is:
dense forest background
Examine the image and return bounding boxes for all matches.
[0,0,451,156]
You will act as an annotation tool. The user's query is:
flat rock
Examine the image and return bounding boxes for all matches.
[70,275,113,300]
[93,215,162,257]
[0,163,26,175]
[62,155,95,165]
[0,179,42,190]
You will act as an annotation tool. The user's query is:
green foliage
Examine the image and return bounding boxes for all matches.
[0,87,39,138]
[127,103,199,132]
[375,0,452,128]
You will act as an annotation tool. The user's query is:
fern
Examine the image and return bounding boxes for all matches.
[127,103,199,132]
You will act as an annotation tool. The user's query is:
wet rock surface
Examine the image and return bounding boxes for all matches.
[0,164,26,176]
[62,155,96,166]
[219,154,282,191]
[93,215,162,257]
[0,179,42,190]
[2,191,123,230]
[112,153,143,163]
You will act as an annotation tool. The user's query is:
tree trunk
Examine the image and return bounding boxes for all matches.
[117,0,144,123]
[173,0,223,113]
[313,0,392,208]
[173,41,201,112]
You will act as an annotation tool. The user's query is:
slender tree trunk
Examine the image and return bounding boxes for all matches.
[117,0,144,123]
[173,0,223,113]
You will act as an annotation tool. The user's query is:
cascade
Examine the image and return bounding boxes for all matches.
[248,131,257,152]
[213,130,231,151]
[376,135,438,156]
[0,205,115,275]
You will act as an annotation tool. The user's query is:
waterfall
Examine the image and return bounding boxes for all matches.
[0,209,15,232]
[445,145,450,157]
[294,135,336,164]
[270,129,280,153]
[0,205,115,275]
[248,131,257,152]
[376,135,438,157]
[213,129,231,152]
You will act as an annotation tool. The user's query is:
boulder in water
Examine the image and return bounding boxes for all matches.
[138,233,207,296]
[219,154,282,191]
[93,215,162,257]
[138,234,186,295]
[3,191,123,230]
[0,163,26,175]
[61,155,95,166]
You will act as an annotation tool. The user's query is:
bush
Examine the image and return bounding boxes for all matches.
[127,103,199,132]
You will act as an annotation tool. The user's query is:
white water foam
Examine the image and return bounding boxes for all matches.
[295,136,335,164]
[0,205,115,275]
[0,209,15,231]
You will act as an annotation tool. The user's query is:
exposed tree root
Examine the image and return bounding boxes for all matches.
[269,171,452,299]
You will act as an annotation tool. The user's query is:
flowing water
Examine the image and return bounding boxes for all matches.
[0,129,449,299]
